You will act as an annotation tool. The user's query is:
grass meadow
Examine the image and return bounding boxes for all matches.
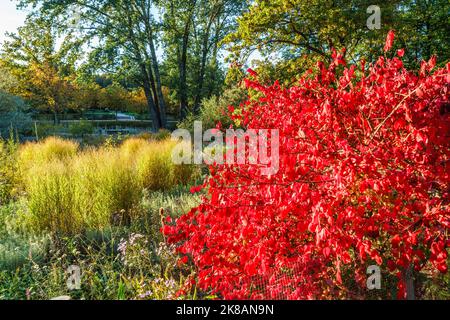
[0,135,203,300]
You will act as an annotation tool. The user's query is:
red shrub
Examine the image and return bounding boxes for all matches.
[165,32,449,299]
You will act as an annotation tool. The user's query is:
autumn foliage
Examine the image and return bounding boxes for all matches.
[164,32,449,299]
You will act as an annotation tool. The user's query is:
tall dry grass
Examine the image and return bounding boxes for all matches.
[18,137,79,169]
[17,137,199,235]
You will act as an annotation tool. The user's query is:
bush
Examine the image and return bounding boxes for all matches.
[135,140,199,192]
[0,91,32,137]
[72,148,142,229]
[0,201,51,271]
[178,87,246,131]
[22,159,84,234]
[153,129,172,141]
[135,141,175,191]
[119,137,146,162]
[139,188,201,241]
[19,148,140,235]
[0,232,193,300]
[164,33,449,299]
[69,120,95,137]
[33,123,65,139]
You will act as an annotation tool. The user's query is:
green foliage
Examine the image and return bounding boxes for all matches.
[139,188,201,241]
[0,200,51,271]
[0,235,194,300]
[395,0,450,68]
[68,120,95,137]
[0,190,200,300]
[98,84,129,112]
[153,129,172,141]
[0,91,32,137]
[224,0,449,82]
[178,86,246,131]
[0,137,19,205]
[0,16,82,118]
[33,123,65,139]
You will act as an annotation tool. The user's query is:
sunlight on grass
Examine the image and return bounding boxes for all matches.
[17,137,199,235]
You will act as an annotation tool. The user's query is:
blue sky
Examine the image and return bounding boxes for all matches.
[0,1,28,44]
[0,1,261,66]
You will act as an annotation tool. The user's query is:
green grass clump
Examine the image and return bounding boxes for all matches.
[71,148,141,229]
[137,187,202,240]
[0,202,50,271]
[22,159,83,234]
[136,140,199,191]
[17,137,199,235]
[135,141,176,191]
[0,137,19,205]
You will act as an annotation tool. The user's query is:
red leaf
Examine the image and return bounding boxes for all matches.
[247,68,258,77]
[384,30,395,52]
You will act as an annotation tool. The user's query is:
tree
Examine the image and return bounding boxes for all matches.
[161,0,246,117]
[73,82,103,111]
[161,0,198,119]
[18,0,168,131]
[223,0,448,82]
[128,88,150,114]
[395,0,450,68]
[0,90,31,137]
[17,0,246,124]
[0,16,81,123]
[98,84,130,117]
[0,61,31,137]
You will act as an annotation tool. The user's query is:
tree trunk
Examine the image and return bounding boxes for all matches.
[147,60,159,110]
[144,75,162,132]
[179,2,197,120]
[125,10,162,132]
[133,45,162,132]
[207,45,219,96]
[179,23,190,120]
[193,16,214,114]
[133,0,167,128]
[147,26,168,128]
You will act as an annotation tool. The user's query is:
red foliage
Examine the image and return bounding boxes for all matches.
[164,32,449,299]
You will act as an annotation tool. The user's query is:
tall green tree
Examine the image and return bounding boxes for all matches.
[224,0,448,81]
[18,0,168,131]
[191,0,246,113]
[396,0,450,68]
[161,0,246,118]
[1,16,81,123]
[161,0,198,119]
[17,0,246,124]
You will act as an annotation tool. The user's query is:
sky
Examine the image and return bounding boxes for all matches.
[0,0,28,44]
[0,1,260,66]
